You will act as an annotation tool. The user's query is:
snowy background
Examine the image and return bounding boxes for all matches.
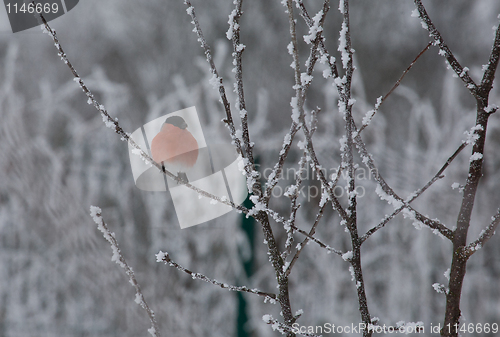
[0,0,499,336]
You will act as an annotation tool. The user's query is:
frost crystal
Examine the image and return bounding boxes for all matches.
[485,104,499,113]
[303,10,323,44]
[375,185,403,209]
[463,125,483,145]
[459,67,469,78]
[342,251,353,261]
[338,22,349,69]
[290,97,300,123]
[90,206,103,226]
[300,73,313,86]
[469,152,483,162]
[349,265,355,281]
[226,9,239,40]
[444,268,451,281]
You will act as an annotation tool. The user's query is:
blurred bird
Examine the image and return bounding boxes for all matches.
[151,116,198,184]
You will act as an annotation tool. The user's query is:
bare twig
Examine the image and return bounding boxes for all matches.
[358,42,432,133]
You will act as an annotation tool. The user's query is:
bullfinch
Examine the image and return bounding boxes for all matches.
[151,116,198,184]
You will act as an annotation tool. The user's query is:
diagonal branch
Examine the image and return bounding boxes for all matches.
[354,132,453,239]
[228,0,257,169]
[90,207,160,337]
[361,142,466,243]
[358,42,432,133]
[156,251,277,300]
[284,203,328,277]
[37,3,250,214]
[413,0,479,98]
[463,209,500,259]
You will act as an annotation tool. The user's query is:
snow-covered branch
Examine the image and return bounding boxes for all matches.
[156,251,277,300]
[89,206,160,337]
[413,0,479,98]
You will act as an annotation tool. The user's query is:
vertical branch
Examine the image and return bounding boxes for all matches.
[228,0,255,166]
[438,11,500,337]
[338,1,371,334]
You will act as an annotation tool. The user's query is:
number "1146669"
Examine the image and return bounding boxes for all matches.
[6,2,59,14]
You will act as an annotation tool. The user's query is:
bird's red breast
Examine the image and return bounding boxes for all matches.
[151,124,198,169]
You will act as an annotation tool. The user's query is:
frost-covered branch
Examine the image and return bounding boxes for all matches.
[284,203,327,277]
[37,0,253,216]
[89,206,160,337]
[263,1,329,205]
[228,0,255,167]
[289,222,343,257]
[437,7,500,335]
[263,122,301,204]
[361,142,467,242]
[354,132,453,239]
[463,209,500,259]
[413,0,479,98]
[480,19,500,94]
[156,251,277,300]
[295,0,340,80]
[336,2,372,335]
[184,1,242,154]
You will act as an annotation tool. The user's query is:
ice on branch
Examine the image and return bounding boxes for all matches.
[459,67,469,79]
[226,9,239,40]
[303,10,323,44]
[362,110,375,126]
[485,104,499,113]
[338,0,345,14]
[432,283,448,294]
[463,124,483,145]
[209,73,223,89]
[338,22,349,69]
[301,73,313,86]
[469,152,483,162]
[342,250,353,261]
[375,185,403,209]
[349,266,355,281]
[131,148,153,167]
[90,206,103,227]
[290,97,300,123]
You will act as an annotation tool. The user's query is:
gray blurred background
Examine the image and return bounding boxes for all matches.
[0,0,499,336]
